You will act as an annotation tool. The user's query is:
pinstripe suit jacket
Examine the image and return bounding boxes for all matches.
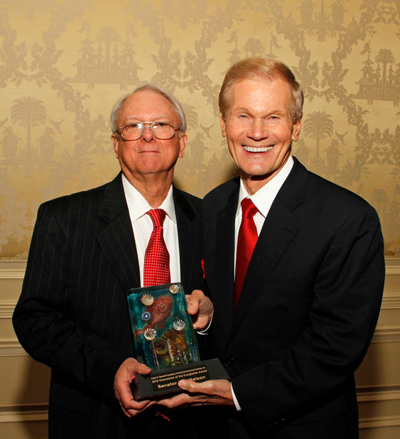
[13,173,204,439]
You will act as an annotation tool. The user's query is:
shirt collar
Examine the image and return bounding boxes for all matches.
[121,174,176,223]
[237,155,294,218]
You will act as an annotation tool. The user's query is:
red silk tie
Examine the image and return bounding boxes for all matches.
[234,198,258,309]
[143,209,171,287]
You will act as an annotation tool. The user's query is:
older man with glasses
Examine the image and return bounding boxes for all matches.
[13,83,212,439]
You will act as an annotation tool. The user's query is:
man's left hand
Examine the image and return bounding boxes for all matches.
[186,289,214,330]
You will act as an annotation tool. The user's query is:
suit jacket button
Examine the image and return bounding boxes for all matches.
[225,358,234,367]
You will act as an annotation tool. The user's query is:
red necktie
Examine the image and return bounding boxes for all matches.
[234,198,258,309]
[143,209,171,287]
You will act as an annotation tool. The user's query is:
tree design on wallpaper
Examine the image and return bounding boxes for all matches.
[302,111,334,172]
[11,98,46,156]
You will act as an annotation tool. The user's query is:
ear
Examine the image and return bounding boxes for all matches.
[292,120,302,142]
[112,134,119,158]
[220,118,227,137]
[178,133,188,158]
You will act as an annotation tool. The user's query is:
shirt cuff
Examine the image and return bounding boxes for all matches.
[231,383,242,411]
[196,316,213,335]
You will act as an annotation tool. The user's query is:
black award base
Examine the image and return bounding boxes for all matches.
[133,358,229,401]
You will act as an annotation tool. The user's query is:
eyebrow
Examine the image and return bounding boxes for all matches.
[231,107,251,113]
[231,108,287,116]
[125,115,170,121]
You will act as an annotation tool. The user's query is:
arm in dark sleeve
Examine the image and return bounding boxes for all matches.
[13,202,128,400]
[232,204,385,430]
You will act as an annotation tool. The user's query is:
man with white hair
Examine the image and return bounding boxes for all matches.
[13,83,212,439]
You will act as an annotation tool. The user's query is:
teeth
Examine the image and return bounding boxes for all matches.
[243,146,273,153]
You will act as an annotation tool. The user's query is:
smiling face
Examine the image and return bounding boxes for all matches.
[221,78,301,194]
[112,89,187,186]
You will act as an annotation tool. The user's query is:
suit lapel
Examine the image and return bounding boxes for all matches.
[96,174,140,294]
[229,159,307,339]
[230,201,300,336]
[215,187,238,338]
[173,188,198,288]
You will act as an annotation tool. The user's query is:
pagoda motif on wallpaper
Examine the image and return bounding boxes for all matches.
[299,0,346,40]
[353,47,400,105]
[67,25,140,89]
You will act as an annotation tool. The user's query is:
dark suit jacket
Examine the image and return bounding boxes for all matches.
[202,158,385,439]
[13,173,204,439]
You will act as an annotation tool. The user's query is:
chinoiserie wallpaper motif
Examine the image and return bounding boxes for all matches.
[0,0,399,258]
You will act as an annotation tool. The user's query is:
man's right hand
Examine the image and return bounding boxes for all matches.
[114,358,154,417]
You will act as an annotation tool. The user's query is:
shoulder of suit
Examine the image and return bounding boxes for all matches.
[305,169,370,206]
[173,186,202,204]
[293,160,378,217]
[203,178,239,203]
[173,186,202,220]
[39,176,118,211]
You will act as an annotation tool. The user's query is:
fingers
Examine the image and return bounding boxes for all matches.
[156,392,193,409]
[178,378,218,394]
[114,358,153,417]
[156,379,234,410]
[186,290,214,330]
[117,397,154,418]
[179,378,233,403]
[186,290,203,314]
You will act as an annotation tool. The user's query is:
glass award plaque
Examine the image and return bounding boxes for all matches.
[127,283,229,400]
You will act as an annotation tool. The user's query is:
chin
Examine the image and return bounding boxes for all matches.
[241,165,272,176]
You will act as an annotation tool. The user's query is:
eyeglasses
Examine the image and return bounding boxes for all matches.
[116,122,181,141]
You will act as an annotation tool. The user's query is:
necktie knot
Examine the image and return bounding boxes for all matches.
[147,209,166,228]
[241,198,258,219]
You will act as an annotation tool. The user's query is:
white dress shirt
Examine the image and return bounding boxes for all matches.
[232,155,294,410]
[234,156,294,273]
[122,174,181,286]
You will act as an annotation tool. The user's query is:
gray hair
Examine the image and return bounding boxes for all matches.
[110,83,187,135]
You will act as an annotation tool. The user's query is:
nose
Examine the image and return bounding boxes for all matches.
[141,124,155,141]
[247,119,268,140]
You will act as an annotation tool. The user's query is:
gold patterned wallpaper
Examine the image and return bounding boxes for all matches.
[0,0,399,258]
